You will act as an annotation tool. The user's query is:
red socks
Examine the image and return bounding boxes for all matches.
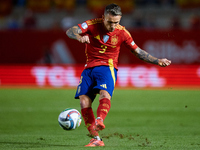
[97,98,111,121]
[81,107,99,136]
[81,98,111,136]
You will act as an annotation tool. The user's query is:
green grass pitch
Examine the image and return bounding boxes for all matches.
[0,88,200,150]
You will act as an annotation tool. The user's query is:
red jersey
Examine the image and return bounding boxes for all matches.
[78,18,138,69]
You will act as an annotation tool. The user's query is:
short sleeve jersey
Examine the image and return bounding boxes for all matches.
[78,18,138,69]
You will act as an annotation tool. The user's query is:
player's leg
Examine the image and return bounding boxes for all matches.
[80,95,92,108]
[96,90,111,131]
[80,95,104,147]
[93,66,117,131]
[74,68,103,146]
[79,95,98,137]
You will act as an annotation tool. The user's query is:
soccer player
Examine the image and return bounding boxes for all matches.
[66,3,171,147]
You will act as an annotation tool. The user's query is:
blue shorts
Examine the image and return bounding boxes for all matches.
[75,66,117,101]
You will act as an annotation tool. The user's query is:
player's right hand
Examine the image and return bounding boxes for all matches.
[78,35,90,44]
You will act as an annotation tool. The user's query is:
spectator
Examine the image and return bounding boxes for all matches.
[61,15,76,30]
[76,0,87,5]
[23,9,36,29]
[171,16,181,30]
[190,14,200,30]
[13,0,26,7]
[51,19,61,31]
[7,14,20,29]
[145,15,156,30]
[133,12,145,29]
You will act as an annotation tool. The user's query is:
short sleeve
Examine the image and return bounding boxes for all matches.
[78,21,89,34]
[123,29,138,50]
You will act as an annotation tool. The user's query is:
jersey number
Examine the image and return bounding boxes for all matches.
[99,45,107,53]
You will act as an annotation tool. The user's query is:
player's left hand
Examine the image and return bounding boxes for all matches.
[158,58,171,67]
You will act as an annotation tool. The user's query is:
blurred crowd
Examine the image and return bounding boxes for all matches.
[0,0,200,30]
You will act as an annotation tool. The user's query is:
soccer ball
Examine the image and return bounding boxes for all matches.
[58,108,82,130]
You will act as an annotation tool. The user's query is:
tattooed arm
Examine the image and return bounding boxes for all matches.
[66,25,90,43]
[131,47,171,67]
[131,47,159,64]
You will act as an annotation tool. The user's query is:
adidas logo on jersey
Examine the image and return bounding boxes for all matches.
[100,84,107,89]
[94,35,100,40]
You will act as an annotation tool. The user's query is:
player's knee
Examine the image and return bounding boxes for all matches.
[99,90,111,100]
[79,95,92,109]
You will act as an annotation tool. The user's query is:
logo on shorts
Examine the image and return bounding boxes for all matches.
[81,22,88,29]
[100,84,107,89]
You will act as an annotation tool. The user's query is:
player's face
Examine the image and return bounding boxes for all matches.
[103,13,121,32]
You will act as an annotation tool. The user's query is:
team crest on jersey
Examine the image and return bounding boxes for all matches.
[103,35,109,43]
[111,35,118,45]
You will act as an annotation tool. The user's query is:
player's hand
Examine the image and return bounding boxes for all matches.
[78,35,90,44]
[158,58,171,67]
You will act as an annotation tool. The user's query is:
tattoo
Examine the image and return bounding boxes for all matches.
[66,26,82,40]
[132,48,159,64]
